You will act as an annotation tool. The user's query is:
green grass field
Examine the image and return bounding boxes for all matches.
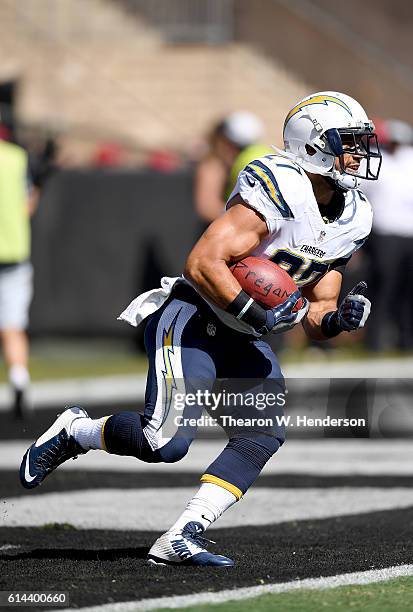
[14,353,148,381]
[0,339,148,383]
[155,576,413,612]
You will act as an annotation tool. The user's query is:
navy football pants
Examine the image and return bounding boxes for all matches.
[104,284,286,498]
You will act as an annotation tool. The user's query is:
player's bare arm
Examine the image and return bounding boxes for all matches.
[302,270,342,340]
[185,195,268,309]
[185,193,305,337]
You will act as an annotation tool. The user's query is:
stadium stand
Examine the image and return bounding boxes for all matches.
[0,0,309,156]
[234,0,413,121]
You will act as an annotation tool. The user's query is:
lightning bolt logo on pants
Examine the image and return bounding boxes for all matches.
[159,311,181,430]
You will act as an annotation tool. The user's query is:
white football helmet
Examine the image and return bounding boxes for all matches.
[281,91,382,189]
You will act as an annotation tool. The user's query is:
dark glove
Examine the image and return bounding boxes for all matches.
[322,281,371,337]
[258,290,309,335]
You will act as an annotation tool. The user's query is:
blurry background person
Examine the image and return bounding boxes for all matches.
[194,111,270,230]
[0,121,38,418]
[363,119,413,352]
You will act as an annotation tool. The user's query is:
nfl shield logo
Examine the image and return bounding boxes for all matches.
[318,230,326,242]
[207,322,216,336]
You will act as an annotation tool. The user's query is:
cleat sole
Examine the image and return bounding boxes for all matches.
[147,558,167,567]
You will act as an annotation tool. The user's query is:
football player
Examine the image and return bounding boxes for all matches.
[20,92,380,566]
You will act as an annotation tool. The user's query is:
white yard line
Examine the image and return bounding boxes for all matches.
[4,487,413,531]
[0,375,147,411]
[60,564,413,612]
[283,358,413,379]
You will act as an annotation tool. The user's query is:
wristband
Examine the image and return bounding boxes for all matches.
[226,290,267,330]
[321,310,341,338]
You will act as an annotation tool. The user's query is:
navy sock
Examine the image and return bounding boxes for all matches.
[103,412,157,462]
[203,435,282,494]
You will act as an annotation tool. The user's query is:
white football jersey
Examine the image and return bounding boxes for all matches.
[202,153,373,335]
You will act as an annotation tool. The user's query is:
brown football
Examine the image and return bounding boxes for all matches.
[229,256,303,311]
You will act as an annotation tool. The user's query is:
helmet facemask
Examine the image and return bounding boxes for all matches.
[317,128,382,187]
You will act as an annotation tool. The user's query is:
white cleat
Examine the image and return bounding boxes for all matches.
[19,406,88,489]
[147,521,234,567]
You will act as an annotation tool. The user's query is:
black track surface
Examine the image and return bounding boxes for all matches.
[2,470,413,498]
[0,506,412,611]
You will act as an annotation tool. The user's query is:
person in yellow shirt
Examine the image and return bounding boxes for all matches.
[194,112,270,227]
[0,124,37,418]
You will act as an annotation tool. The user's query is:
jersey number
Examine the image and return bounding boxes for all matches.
[270,250,329,286]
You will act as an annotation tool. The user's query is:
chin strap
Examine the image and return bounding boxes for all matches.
[335,172,360,189]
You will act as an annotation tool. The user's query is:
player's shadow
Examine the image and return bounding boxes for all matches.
[0,547,149,561]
